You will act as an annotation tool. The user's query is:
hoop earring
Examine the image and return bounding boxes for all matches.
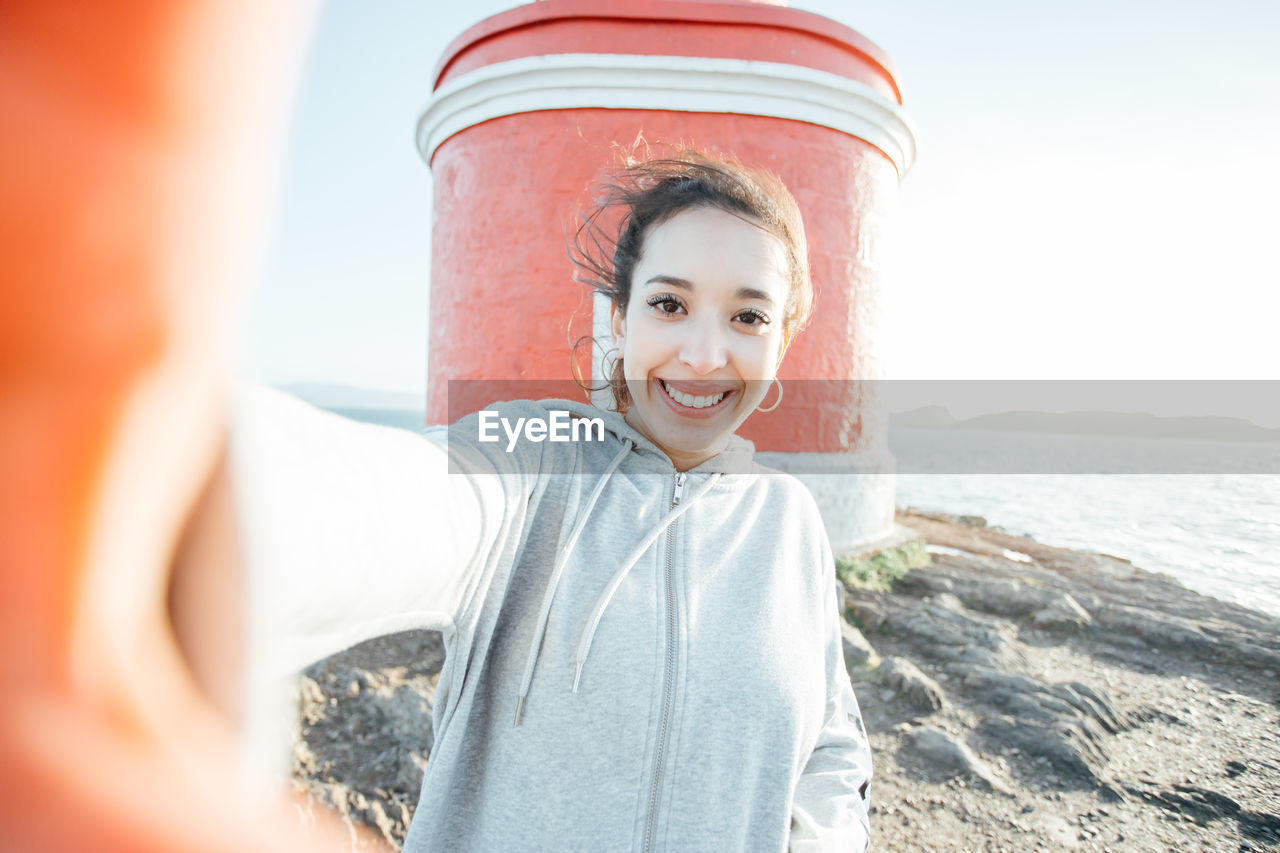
[756,377,784,413]
[600,347,620,382]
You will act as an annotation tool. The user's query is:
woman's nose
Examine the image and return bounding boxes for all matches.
[679,318,729,375]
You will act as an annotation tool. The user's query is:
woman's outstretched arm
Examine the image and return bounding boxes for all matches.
[228,384,507,679]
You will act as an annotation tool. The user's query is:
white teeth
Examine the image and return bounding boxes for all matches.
[662,381,726,409]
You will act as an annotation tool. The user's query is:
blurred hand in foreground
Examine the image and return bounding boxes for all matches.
[0,3,385,850]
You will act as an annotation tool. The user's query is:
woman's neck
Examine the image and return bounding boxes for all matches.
[622,409,726,472]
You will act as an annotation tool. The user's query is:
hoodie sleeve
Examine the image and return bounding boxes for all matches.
[228,384,513,679]
[788,559,874,852]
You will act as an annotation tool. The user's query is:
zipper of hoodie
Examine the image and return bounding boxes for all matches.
[642,471,686,853]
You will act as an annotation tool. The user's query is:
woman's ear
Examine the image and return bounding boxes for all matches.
[610,301,626,347]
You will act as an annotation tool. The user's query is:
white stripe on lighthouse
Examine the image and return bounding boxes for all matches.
[417,53,918,177]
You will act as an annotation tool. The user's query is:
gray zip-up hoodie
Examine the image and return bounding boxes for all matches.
[231,387,872,852]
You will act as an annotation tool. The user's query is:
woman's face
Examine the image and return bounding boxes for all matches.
[612,205,792,471]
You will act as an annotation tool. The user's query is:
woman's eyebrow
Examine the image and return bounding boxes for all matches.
[736,287,776,305]
[645,275,693,290]
[644,275,778,306]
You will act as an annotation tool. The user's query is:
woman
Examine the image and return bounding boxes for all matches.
[233,151,872,851]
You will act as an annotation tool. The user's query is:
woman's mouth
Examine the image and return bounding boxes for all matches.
[656,379,735,417]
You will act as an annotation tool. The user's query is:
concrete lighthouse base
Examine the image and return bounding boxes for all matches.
[755,450,898,555]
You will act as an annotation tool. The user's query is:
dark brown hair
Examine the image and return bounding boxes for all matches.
[571,148,812,410]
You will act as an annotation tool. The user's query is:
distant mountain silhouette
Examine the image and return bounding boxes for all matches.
[275,383,425,431]
[890,407,1280,443]
[278,382,423,412]
[886,405,958,428]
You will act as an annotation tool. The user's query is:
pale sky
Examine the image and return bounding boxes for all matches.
[239,0,1280,416]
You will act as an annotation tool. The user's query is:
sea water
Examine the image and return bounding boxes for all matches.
[892,428,1280,619]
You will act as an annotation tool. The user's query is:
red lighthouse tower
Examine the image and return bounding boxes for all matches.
[418,0,917,551]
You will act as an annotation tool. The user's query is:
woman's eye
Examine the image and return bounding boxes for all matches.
[736,308,771,327]
[646,295,684,315]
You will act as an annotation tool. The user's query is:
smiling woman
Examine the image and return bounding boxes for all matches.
[229,150,873,851]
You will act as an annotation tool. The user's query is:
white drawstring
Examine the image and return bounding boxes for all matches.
[514,438,633,726]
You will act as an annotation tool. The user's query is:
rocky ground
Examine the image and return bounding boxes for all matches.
[292,508,1280,851]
